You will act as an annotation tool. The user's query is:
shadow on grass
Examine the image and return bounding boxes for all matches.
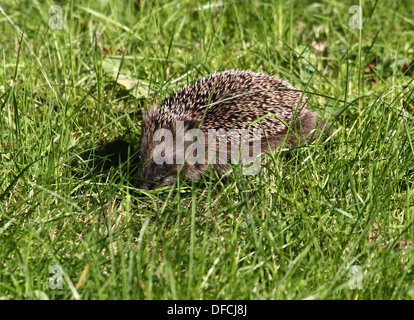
[72,139,141,189]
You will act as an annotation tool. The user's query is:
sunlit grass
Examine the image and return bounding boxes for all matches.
[0,0,413,299]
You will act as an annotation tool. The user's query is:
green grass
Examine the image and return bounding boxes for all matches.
[1,0,413,300]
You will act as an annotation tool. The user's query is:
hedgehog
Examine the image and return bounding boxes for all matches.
[137,70,328,190]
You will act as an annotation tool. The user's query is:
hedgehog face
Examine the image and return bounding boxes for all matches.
[137,107,202,189]
[137,128,179,189]
[137,135,198,190]
[137,160,178,190]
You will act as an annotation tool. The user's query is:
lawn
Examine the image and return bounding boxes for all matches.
[0,0,413,300]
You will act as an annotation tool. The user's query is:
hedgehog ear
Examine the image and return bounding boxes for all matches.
[183,120,198,130]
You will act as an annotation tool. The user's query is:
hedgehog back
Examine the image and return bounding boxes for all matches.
[159,70,308,136]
